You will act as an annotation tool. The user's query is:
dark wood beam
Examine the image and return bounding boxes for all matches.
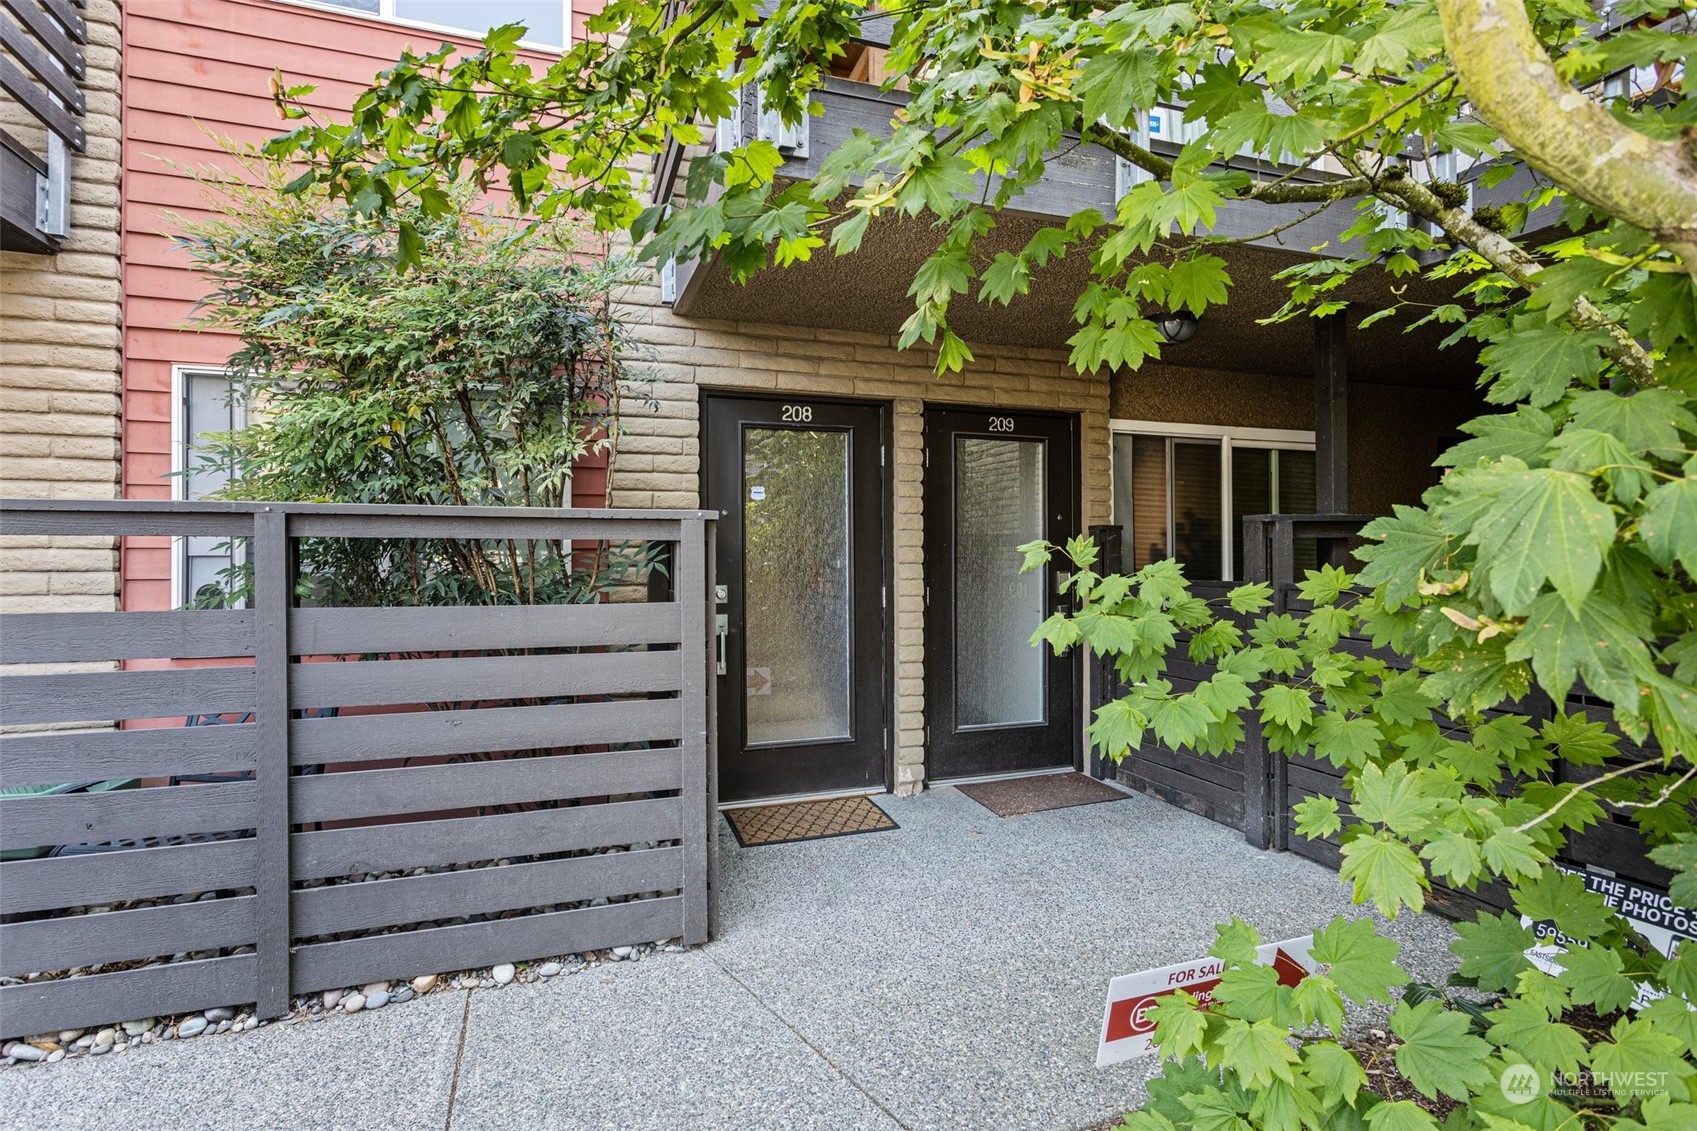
[1314,312,1348,514]
[0,131,53,254]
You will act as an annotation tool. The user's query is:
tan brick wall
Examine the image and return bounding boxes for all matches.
[612,277,1112,794]
[0,0,123,615]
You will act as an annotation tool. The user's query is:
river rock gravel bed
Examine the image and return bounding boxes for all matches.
[0,940,688,1070]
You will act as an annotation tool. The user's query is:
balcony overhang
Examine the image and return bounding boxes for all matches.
[669,209,1481,388]
[661,78,1491,387]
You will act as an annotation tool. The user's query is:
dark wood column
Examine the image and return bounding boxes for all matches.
[1314,312,1348,513]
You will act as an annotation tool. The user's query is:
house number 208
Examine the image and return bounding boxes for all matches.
[988,416,1015,432]
[781,404,813,422]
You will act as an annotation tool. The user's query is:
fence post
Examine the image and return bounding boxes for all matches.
[1239,516,1276,850]
[704,519,719,940]
[1086,524,1123,780]
[252,507,292,1017]
[678,516,710,946]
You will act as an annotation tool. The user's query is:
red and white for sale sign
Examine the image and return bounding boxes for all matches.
[1096,936,1316,1067]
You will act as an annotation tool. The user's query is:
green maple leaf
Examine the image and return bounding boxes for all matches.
[1150,993,1209,1059]
[1292,974,1346,1032]
[1472,466,1617,615]
[1548,428,1659,503]
[1357,506,1454,606]
[897,155,977,216]
[1363,1100,1439,1131]
[977,251,1030,305]
[1258,30,1355,82]
[1649,835,1697,910]
[1178,1087,1254,1131]
[1590,1018,1693,1101]
[1167,254,1231,314]
[1390,999,1495,1101]
[1540,711,1619,766]
[1249,1076,1326,1131]
[1260,683,1316,731]
[1569,388,1697,459]
[1526,255,1620,321]
[1217,1017,1300,1088]
[1641,477,1697,577]
[1078,47,1162,128]
[1089,697,1147,759]
[1439,407,1557,468]
[1304,1041,1366,1106]
[1311,916,1407,1004]
[1294,795,1343,840]
[1505,590,1653,705]
[1354,3,1444,73]
[1421,833,1484,886]
[1212,962,1286,1025]
[1151,695,1216,749]
[1351,762,1434,834]
[1312,713,1385,769]
[1643,994,1697,1048]
[1211,917,1262,964]
[1482,829,1545,882]
[1228,581,1273,613]
[1555,942,1638,1014]
[1370,672,1436,727]
[1341,836,1427,916]
[1451,912,1534,991]
[1486,998,1586,1075]
[1477,322,1612,407]
[1512,870,1614,939]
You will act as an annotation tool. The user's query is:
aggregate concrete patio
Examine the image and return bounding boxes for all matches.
[0,783,1460,1131]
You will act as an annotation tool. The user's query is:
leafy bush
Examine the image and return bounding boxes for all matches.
[173,162,643,607]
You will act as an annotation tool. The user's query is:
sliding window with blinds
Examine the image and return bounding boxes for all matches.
[1111,426,1317,581]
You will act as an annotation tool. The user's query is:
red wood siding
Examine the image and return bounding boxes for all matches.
[121,0,610,612]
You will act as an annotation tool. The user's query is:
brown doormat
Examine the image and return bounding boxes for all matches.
[955,772,1128,819]
[724,794,899,847]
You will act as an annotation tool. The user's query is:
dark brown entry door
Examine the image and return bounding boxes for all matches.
[705,396,888,802]
[924,407,1078,780]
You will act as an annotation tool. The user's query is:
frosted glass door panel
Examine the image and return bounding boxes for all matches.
[954,437,1045,727]
[742,427,852,745]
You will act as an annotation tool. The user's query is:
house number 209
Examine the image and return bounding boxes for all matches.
[781,404,813,422]
[988,416,1015,432]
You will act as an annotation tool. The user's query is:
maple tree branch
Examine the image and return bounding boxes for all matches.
[1436,0,1697,279]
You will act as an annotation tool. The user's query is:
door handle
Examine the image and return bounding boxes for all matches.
[715,613,728,676]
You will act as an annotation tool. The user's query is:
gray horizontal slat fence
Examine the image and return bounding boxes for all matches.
[0,499,716,1040]
[1,666,255,725]
[292,848,681,937]
[1,723,256,786]
[288,650,680,709]
[288,698,679,764]
[0,609,255,662]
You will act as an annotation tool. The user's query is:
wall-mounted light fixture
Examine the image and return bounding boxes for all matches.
[1153,310,1200,344]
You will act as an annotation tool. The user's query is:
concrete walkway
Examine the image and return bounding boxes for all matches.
[0,785,1459,1130]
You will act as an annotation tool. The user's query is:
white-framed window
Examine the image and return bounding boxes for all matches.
[172,367,247,609]
[277,0,571,50]
[1110,419,1317,581]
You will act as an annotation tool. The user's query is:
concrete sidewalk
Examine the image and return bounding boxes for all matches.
[0,785,1459,1131]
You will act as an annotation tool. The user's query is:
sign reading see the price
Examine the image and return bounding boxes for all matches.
[1524,864,1696,1011]
[1096,936,1315,1067]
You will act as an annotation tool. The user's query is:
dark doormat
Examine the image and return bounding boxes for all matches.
[955,772,1128,819]
[724,794,899,847]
